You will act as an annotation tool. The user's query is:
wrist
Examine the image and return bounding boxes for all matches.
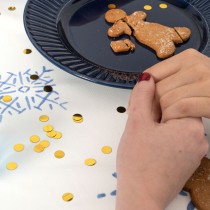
[116,172,164,210]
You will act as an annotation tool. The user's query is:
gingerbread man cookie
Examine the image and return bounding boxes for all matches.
[184,157,210,210]
[105,9,191,58]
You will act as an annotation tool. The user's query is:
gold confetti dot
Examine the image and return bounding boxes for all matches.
[54,150,65,159]
[47,130,57,138]
[73,114,83,123]
[159,3,168,9]
[54,131,62,139]
[30,74,39,80]
[101,146,112,154]
[85,158,96,166]
[62,193,74,202]
[23,49,32,54]
[108,4,116,9]
[13,144,24,152]
[30,135,40,143]
[144,5,152,10]
[2,95,12,103]
[39,140,50,148]
[6,162,18,170]
[34,144,45,153]
[39,115,49,122]
[8,6,16,11]
[43,124,54,132]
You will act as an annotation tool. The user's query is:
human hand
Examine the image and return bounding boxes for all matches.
[145,49,210,122]
[116,73,209,210]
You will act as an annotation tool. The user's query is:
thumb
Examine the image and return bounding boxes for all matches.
[129,72,158,123]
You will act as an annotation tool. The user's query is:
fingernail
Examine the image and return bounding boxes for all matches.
[138,72,151,82]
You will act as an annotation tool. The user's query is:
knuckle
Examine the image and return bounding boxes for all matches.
[160,95,169,110]
[176,100,189,116]
[183,48,200,58]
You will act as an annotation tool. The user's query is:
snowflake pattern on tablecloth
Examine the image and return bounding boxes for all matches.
[0,66,68,122]
[97,172,117,199]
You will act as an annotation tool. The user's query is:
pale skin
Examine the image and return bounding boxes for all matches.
[116,49,210,210]
[146,49,210,121]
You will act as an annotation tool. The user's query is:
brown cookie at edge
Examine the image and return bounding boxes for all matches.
[184,157,210,210]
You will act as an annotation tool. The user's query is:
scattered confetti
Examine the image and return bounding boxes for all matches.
[39,140,50,148]
[97,193,106,198]
[73,114,83,123]
[44,85,53,92]
[39,115,49,122]
[144,5,152,10]
[47,130,57,138]
[62,193,74,202]
[159,3,168,9]
[8,6,16,11]
[13,144,24,152]
[0,67,68,123]
[30,74,39,80]
[43,124,54,132]
[6,162,18,170]
[108,4,116,9]
[2,95,12,103]
[101,146,112,154]
[54,131,62,139]
[30,135,40,143]
[23,49,32,54]
[85,158,96,166]
[54,150,65,159]
[117,106,126,113]
[34,144,45,153]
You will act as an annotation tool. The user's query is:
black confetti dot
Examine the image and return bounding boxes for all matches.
[30,75,39,80]
[117,106,126,113]
[44,85,53,92]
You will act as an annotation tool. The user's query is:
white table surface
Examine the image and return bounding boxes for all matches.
[0,1,209,210]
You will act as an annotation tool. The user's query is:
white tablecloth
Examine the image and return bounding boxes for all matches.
[0,1,209,210]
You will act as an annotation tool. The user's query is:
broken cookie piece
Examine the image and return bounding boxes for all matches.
[174,27,191,41]
[124,11,147,28]
[108,20,132,37]
[110,39,135,53]
[184,157,210,210]
[105,9,127,23]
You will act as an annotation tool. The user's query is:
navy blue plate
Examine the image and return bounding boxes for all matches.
[24,0,210,89]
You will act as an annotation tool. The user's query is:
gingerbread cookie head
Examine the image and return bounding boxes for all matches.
[105,9,127,23]
[184,157,210,210]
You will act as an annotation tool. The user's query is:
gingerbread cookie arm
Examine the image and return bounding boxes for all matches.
[174,27,191,41]
[124,11,147,28]
[108,20,132,37]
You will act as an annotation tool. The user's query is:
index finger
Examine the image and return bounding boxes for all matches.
[145,49,208,83]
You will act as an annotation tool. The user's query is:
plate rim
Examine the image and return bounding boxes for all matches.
[23,0,210,89]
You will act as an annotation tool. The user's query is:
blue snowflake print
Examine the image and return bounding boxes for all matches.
[97,172,117,199]
[187,201,195,210]
[0,66,68,122]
